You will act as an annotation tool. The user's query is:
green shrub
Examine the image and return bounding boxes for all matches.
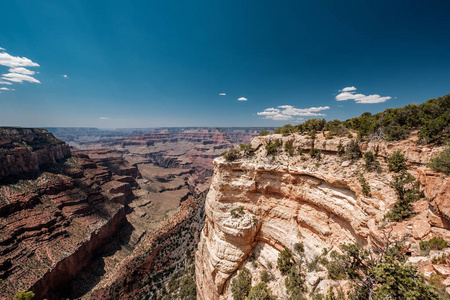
[14,291,35,300]
[259,130,270,136]
[420,237,448,255]
[179,275,197,300]
[274,124,296,136]
[284,142,295,156]
[325,242,441,299]
[428,147,450,174]
[277,248,294,274]
[240,143,255,157]
[260,270,270,283]
[386,172,421,221]
[223,148,241,162]
[432,253,449,265]
[307,255,322,272]
[345,139,362,160]
[364,151,380,172]
[294,242,305,255]
[388,150,406,172]
[247,282,276,300]
[359,175,371,196]
[266,140,281,155]
[324,250,348,280]
[337,140,345,157]
[231,268,252,300]
[285,264,307,299]
[230,206,245,218]
[310,147,320,159]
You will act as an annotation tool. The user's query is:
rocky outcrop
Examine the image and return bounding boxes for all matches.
[195,134,450,299]
[0,128,71,180]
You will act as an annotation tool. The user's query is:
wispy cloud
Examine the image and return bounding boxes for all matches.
[0,47,5,51]
[219,92,226,96]
[336,86,391,104]
[0,52,39,68]
[0,49,40,88]
[9,67,35,75]
[238,97,247,101]
[62,74,68,78]
[99,117,110,120]
[257,105,330,121]
[341,86,356,92]
[0,87,9,90]
[2,73,40,83]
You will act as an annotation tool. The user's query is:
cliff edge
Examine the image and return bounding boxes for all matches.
[195,134,450,299]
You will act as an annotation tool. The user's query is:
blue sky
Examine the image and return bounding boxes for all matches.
[0,0,449,128]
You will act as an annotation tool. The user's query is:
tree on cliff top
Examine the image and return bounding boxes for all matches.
[273,94,450,144]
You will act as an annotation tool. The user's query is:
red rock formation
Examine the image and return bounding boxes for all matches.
[0,128,70,180]
[0,128,140,300]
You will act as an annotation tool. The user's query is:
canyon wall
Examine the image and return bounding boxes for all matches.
[0,128,139,299]
[195,134,450,299]
[91,190,207,300]
[0,128,71,180]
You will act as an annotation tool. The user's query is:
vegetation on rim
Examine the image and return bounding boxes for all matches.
[272,94,450,144]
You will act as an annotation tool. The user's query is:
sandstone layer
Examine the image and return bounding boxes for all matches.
[195,134,450,299]
[0,128,139,299]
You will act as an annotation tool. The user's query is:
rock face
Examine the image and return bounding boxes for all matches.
[0,128,140,299]
[0,127,71,180]
[91,190,207,300]
[195,134,450,299]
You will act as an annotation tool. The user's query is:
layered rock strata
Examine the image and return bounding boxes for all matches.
[195,134,450,299]
[0,128,70,180]
[0,128,139,299]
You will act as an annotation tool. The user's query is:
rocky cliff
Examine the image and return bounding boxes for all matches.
[91,190,207,300]
[0,128,140,299]
[0,128,71,180]
[195,134,450,299]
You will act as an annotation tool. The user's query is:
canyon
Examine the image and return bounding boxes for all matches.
[0,127,265,299]
[1,126,449,299]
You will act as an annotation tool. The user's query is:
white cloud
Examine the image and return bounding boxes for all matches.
[2,73,40,83]
[341,86,356,92]
[9,67,35,75]
[0,47,5,51]
[257,105,330,121]
[336,87,391,104]
[219,92,226,96]
[0,52,39,68]
[0,50,40,88]
[99,117,110,120]
[0,87,9,90]
[238,97,247,101]
[63,74,68,78]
